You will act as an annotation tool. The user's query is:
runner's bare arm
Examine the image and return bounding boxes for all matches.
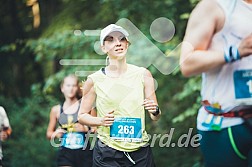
[143,69,161,121]
[180,0,226,77]
[90,107,98,132]
[78,78,114,127]
[46,106,62,140]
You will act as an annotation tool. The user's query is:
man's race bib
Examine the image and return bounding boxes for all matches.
[61,132,85,149]
[110,118,142,142]
[234,70,252,101]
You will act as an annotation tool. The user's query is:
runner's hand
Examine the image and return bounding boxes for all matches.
[100,110,114,127]
[55,127,65,138]
[90,127,97,133]
[143,99,157,115]
[238,34,252,58]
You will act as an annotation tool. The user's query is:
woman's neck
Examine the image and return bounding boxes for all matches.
[106,57,127,76]
[64,97,78,107]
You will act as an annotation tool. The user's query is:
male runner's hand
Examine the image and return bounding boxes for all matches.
[238,34,252,58]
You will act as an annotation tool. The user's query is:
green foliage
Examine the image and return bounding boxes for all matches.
[26,30,101,96]
[0,92,59,167]
[172,77,201,123]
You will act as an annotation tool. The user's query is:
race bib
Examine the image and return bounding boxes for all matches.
[110,118,142,142]
[234,70,252,100]
[61,132,85,149]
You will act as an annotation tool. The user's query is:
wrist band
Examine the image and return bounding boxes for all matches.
[152,106,160,116]
[224,45,240,63]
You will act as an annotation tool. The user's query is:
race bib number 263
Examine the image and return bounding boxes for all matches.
[110,118,142,142]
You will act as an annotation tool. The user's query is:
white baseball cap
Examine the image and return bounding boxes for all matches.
[100,24,129,46]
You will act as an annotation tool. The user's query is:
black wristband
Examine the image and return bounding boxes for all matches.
[152,105,160,116]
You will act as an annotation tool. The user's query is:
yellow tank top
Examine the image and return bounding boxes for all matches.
[88,64,149,152]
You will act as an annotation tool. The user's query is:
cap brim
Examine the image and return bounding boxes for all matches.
[101,28,129,46]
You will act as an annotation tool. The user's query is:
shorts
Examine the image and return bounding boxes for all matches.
[199,123,252,167]
[93,139,156,167]
[57,146,93,167]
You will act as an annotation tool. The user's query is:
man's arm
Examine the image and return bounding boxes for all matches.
[180,0,226,77]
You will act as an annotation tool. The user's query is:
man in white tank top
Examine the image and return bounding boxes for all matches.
[180,0,252,166]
